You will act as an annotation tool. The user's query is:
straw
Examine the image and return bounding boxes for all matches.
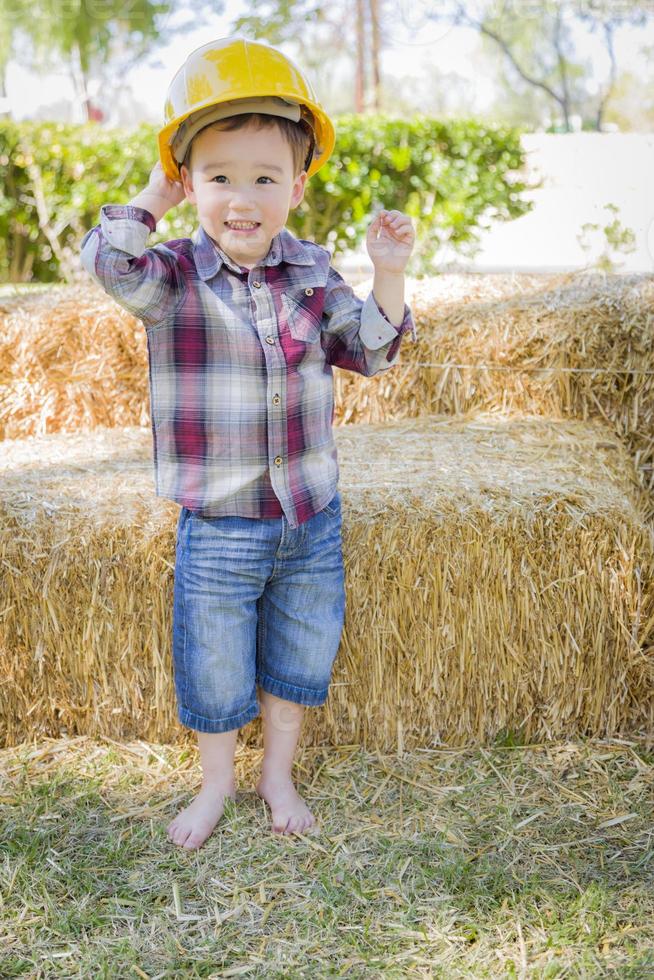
[1,414,651,750]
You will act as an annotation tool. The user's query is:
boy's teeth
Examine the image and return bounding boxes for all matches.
[227,221,258,228]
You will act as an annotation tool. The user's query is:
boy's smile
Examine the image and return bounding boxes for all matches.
[180,121,307,269]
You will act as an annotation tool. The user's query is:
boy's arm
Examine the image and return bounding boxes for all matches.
[321,207,417,377]
[320,265,417,377]
[79,162,186,328]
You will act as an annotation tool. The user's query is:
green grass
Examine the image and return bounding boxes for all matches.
[0,735,652,978]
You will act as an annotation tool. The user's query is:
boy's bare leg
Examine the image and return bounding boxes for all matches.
[255,690,315,834]
[166,729,238,850]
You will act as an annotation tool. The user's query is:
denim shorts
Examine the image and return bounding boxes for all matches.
[172,490,346,733]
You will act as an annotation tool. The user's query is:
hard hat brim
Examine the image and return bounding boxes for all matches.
[159,95,334,182]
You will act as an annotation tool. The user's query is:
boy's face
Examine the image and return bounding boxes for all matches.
[179,120,307,269]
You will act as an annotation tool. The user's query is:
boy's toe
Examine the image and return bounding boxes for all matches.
[170,824,191,846]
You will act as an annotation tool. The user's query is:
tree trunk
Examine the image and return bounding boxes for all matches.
[355,0,366,112]
[553,3,572,131]
[71,40,91,122]
[369,0,381,111]
[0,63,11,118]
[594,20,618,132]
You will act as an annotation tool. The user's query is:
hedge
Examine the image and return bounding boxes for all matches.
[0,115,534,283]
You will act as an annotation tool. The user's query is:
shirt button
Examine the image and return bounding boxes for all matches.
[265,336,275,345]
[274,456,283,466]
[272,394,280,405]
[304,287,314,295]
[252,280,262,288]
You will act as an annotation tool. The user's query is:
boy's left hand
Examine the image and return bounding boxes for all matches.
[366,209,415,274]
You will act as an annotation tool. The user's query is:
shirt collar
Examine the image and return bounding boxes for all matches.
[193,225,316,280]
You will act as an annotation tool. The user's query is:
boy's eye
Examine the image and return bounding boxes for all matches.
[210,175,274,184]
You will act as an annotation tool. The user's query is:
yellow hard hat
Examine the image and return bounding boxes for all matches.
[158,36,335,182]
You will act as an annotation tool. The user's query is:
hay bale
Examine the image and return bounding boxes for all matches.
[1,415,652,750]
[3,271,654,514]
[0,284,149,439]
[346,271,654,514]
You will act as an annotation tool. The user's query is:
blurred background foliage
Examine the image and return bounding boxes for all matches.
[0,115,534,283]
[1,1,651,285]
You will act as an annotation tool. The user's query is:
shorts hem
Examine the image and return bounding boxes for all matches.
[177,700,260,733]
[256,672,329,707]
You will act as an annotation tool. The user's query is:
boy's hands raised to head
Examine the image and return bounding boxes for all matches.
[128,161,186,222]
[146,160,187,208]
[366,209,415,275]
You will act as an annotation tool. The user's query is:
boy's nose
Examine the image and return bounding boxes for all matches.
[227,190,256,209]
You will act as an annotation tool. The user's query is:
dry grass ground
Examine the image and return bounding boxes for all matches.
[1,734,652,978]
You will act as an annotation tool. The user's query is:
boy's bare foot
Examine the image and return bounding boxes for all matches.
[255,775,316,834]
[166,782,235,850]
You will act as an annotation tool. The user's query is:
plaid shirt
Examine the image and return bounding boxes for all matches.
[80,204,417,528]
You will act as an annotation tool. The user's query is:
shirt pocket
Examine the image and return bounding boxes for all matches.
[281,285,326,344]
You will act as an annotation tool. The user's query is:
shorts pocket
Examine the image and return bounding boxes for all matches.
[322,490,341,517]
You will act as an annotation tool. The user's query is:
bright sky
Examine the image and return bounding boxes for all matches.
[3,0,652,124]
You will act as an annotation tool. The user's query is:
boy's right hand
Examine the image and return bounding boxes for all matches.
[144,160,186,209]
[128,161,186,221]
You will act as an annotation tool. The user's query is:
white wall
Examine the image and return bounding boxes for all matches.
[335,134,654,278]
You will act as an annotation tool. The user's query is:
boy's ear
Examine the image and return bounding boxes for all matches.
[290,170,307,210]
[180,164,196,203]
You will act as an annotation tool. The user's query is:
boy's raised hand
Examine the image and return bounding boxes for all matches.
[145,160,186,209]
[128,160,186,222]
[366,209,416,274]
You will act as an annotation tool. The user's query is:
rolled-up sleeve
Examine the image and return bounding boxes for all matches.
[79,204,182,327]
[321,265,417,377]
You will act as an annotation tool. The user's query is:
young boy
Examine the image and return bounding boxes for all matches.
[79,37,417,850]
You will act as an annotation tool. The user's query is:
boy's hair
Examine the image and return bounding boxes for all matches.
[181,112,314,178]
